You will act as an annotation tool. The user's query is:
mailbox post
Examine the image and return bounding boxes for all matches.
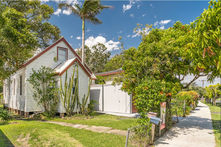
[148,112,161,144]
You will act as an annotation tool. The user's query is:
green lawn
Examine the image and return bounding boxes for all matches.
[48,114,138,130]
[0,120,126,147]
[202,102,221,147]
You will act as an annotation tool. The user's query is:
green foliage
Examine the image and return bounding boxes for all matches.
[27,66,59,117]
[2,0,61,48]
[95,75,105,84]
[190,0,221,80]
[0,108,11,122]
[0,0,61,80]
[186,83,206,97]
[80,80,92,115]
[88,100,99,116]
[77,44,111,73]
[205,83,221,105]
[128,125,152,146]
[60,66,79,116]
[104,54,124,72]
[176,91,199,108]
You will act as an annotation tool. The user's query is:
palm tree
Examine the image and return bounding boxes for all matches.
[59,0,112,64]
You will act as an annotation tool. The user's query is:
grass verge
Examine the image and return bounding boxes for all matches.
[0,120,126,147]
[202,102,221,147]
[48,114,138,130]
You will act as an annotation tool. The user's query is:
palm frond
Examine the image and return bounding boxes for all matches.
[59,3,81,18]
[85,16,102,25]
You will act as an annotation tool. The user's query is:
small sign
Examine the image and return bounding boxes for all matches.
[160,102,166,130]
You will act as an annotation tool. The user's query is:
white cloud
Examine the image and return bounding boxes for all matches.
[160,26,165,29]
[142,14,146,17]
[118,31,122,34]
[122,0,140,13]
[85,36,120,51]
[54,9,61,16]
[86,28,91,32]
[132,27,150,38]
[71,36,73,38]
[40,0,50,3]
[127,35,131,37]
[150,4,153,7]
[63,8,72,15]
[159,20,171,25]
[130,14,134,17]
[123,4,132,13]
[137,5,141,9]
[154,21,159,27]
[76,36,81,40]
[154,15,156,18]
[58,0,82,15]
[154,20,171,28]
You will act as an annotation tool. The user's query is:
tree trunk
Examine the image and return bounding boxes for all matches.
[165,97,172,130]
[82,18,85,64]
[213,98,216,105]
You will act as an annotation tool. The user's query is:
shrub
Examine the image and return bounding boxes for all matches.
[176,91,199,108]
[0,109,11,122]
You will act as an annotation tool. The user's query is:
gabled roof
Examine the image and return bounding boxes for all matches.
[54,58,92,77]
[21,37,92,75]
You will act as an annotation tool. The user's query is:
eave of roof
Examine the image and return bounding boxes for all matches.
[55,58,92,78]
[95,68,123,76]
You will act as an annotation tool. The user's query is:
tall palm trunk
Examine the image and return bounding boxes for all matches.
[82,18,85,64]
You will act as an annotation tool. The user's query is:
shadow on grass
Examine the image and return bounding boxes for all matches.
[0,129,14,147]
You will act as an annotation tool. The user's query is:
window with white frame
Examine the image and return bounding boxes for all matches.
[58,48,67,61]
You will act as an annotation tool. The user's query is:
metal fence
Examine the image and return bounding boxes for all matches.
[125,125,152,147]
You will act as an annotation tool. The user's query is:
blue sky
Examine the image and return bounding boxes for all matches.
[41,0,210,55]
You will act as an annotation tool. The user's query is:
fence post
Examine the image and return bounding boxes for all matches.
[102,84,104,111]
[125,129,130,147]
[183,100,186,117]
[150,124,156,144]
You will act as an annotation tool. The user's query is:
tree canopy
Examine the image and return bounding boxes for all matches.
[77,43,111,73]
[205,83,221,105]
[0,0,61,79]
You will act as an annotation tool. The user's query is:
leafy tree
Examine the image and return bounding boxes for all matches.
[0,0,61,79]
[205,84,221,105]
[103,54,124,72]
[177,91,199,108]
[184,83,205,97]
[95,75,105,84]
[59,0,112,64]
[190,0,221,81]
[0,6,38,79]
[77,43,111,73]
[27,66,59,117]
[118,21,207,130]
[1,0,61,48]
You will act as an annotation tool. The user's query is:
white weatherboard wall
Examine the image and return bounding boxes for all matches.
[58,65,89,113]
[90,84,131,113]
[25,41,78,112]
[4,68,26,111]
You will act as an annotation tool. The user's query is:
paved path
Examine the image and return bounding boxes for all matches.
[155,101,216,147]
[45,121,128,136]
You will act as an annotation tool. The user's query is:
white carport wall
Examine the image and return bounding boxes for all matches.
[90,84,132,114]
